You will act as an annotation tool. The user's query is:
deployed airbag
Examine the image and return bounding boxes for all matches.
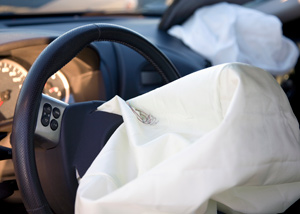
[75,63,300,214]
[168,2,299,75]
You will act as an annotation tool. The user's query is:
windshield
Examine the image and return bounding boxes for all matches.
[0,0,173,16]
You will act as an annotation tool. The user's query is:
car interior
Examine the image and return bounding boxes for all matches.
[0,0,300,213]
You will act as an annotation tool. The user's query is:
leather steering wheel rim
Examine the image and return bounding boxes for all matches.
[11,23,180,214]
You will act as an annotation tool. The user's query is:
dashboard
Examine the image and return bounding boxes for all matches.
[0,16,209,132]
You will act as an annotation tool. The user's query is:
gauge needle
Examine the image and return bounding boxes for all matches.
[49,87,59,93]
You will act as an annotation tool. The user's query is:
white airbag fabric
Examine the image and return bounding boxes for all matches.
[75,63,300,214]
[168,2,299,75]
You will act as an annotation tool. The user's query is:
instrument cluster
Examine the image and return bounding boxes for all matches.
[0,58,70,127]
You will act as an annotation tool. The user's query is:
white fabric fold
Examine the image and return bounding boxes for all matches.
[75,63,300,214]
[168,2,299,75]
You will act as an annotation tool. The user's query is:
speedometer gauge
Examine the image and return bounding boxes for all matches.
[0,58,70,123]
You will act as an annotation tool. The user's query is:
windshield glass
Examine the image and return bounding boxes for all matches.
[0,0,173,16]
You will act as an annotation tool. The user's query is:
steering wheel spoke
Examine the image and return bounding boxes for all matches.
[35,94,68,149]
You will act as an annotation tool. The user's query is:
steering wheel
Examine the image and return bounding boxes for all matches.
[10,24,180,214]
